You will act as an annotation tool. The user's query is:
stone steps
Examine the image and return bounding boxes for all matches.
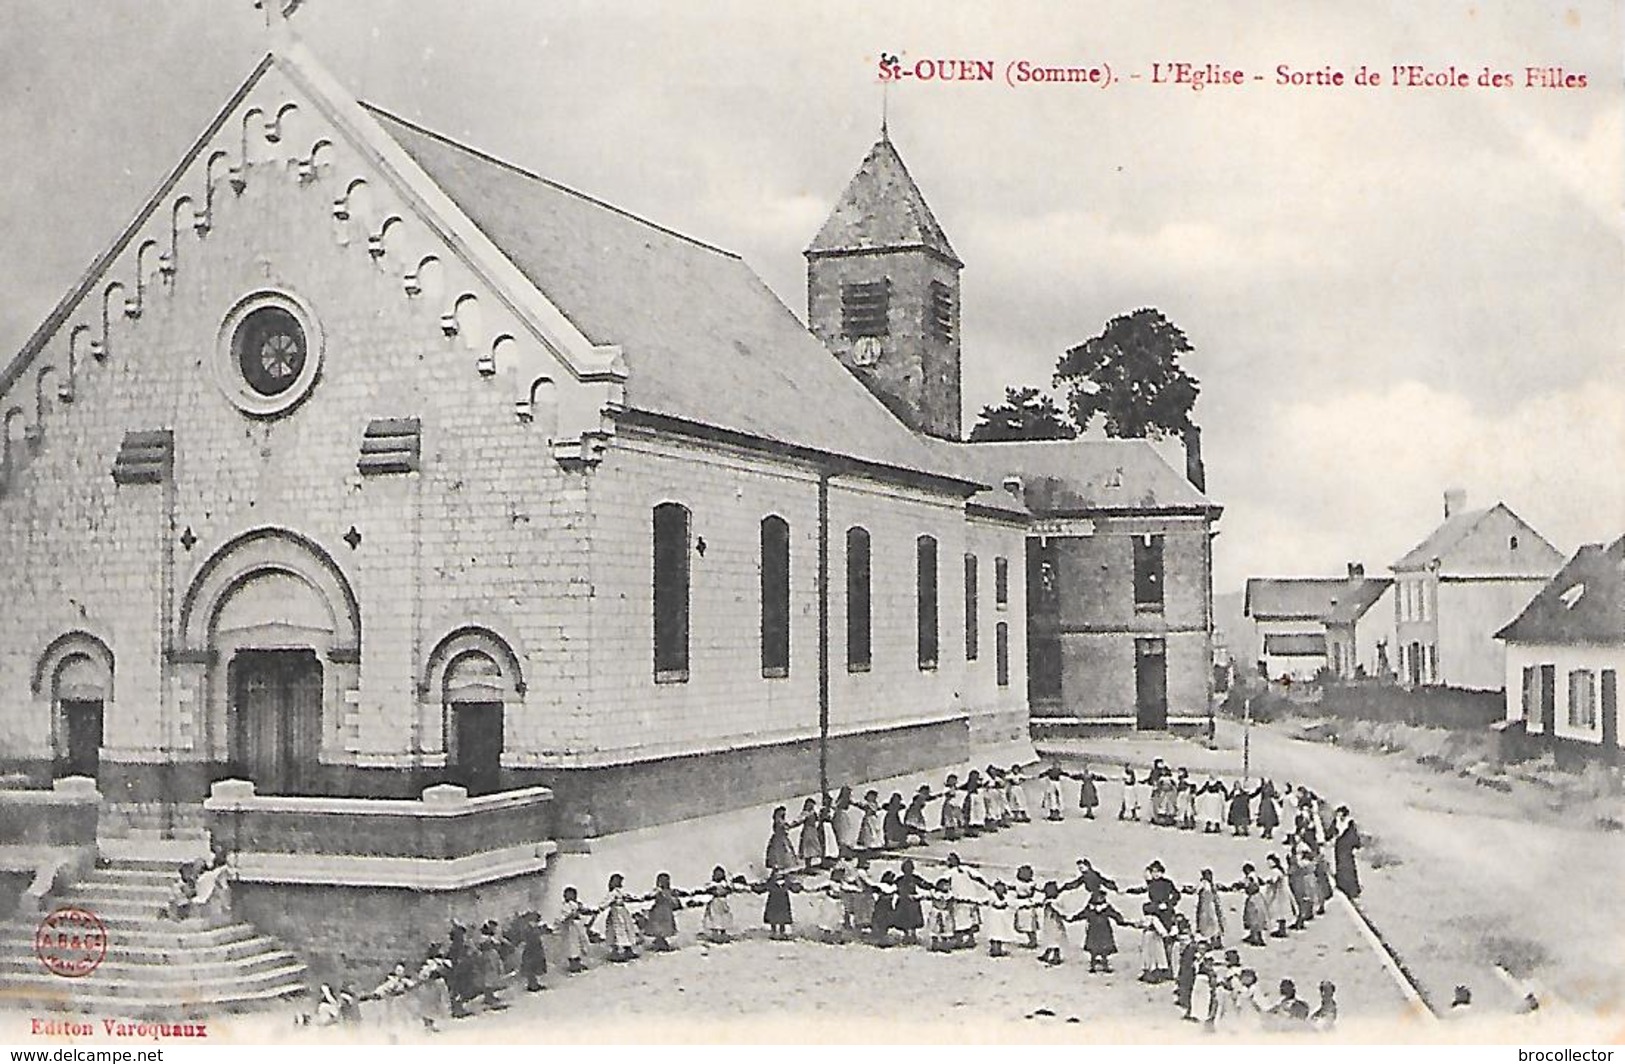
[5,856,309,1016]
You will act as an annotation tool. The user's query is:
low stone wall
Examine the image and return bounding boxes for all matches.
[0,777,100,916]
[203,781,555,888]
[0,777,99,848]
[203,781,558,983]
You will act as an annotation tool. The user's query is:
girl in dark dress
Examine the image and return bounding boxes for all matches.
[515,912,548,992]
[882,792,909,848]
[642,872,681,952]
[869,871,898,945]
[891,859,927,945]
[1255,781,1280,838]
[761,871,794,939]
[795,797,825,869]
[1075,764,1101,819]
[1073,890,1128,973]
[902,787,931,844]
[1227,783,1253,836]
[765,806,795,871]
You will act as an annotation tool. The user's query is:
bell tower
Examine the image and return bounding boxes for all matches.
[805,131,963,440]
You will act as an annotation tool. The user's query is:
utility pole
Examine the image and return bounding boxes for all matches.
[1242,695,1252,782]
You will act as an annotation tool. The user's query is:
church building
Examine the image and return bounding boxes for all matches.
[1,34,1214,925]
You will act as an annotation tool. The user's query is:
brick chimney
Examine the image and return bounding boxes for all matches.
[1183,425,1205,493]
[1347,562,1365,582]
[1444,488,1466,519]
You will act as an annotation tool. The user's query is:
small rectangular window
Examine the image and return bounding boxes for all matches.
[1133,534,1164,612]
[841,280,890,339]
[994,556,1009,609]
[995,622,1010,687]
[964,554,979,661]
[927,280,954,343]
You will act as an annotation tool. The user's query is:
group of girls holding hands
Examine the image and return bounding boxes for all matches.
[765,764,1033,870]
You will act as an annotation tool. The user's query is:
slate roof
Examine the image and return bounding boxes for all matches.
[1245,577,1390,623]
[1391,507,1494,570]
[1495,536,1625,646]
[368,108,970,488]
[946,438,1216,516]
[1390,502,1559,573]
[1326,577,1393,625]
[805,135,961,265]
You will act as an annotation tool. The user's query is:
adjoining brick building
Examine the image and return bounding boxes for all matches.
[803,131,1222,732]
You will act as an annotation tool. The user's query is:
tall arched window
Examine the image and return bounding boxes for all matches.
[761,515,791,678]
[964,553,979,661]
[917,535,939,670]
[996,622,1011,688]
[846,526,871,672]
[653,502,691,681]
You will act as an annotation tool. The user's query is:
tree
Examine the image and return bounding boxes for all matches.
[968,386,1078,442]
[1054,307,1199,439]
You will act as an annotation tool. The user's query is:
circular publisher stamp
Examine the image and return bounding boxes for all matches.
[34,906,107,978]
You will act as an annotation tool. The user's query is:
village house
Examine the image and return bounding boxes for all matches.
[1495,535,1623,760]
[1391,491,1563,690]
[1244,564,1393,683]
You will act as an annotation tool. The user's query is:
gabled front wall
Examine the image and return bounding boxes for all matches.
[0,64,604,800]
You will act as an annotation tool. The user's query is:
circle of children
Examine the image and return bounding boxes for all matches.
[315,761,1362,1035]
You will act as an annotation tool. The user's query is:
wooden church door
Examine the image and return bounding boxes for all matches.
[60,699,103,779]
[231,650,323,795]
[452,702,504,796]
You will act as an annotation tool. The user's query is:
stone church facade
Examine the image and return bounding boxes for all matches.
[0,45,1035,852]
[1,40,1215,865]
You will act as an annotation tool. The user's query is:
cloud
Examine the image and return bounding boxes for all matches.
[1210,380,1625,590]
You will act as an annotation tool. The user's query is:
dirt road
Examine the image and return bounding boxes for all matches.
[1210,720,1624,1021]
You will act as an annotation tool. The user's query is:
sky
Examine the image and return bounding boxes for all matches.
[0,1,1619,593]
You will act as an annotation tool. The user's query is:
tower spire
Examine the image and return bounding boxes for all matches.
[881,79,890,141]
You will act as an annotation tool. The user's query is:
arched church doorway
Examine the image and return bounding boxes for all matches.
[176,529,361,798]
[444,651,505,796]
[34,633,115,782]
[55,650,111,778]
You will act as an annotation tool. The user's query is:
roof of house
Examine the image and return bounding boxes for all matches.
[1392,506,1495,570]
[1326,577,1393,624]
[1495,535,1625,645]
[366,106,977,488]
[804,134,961,266]
[945,438,1216,516]
[1390,502,1560,573]
[1245,576,1391,623]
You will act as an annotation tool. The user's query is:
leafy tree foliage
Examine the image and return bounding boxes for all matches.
[968,386,1078,442]
[1054,308,1199,439]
